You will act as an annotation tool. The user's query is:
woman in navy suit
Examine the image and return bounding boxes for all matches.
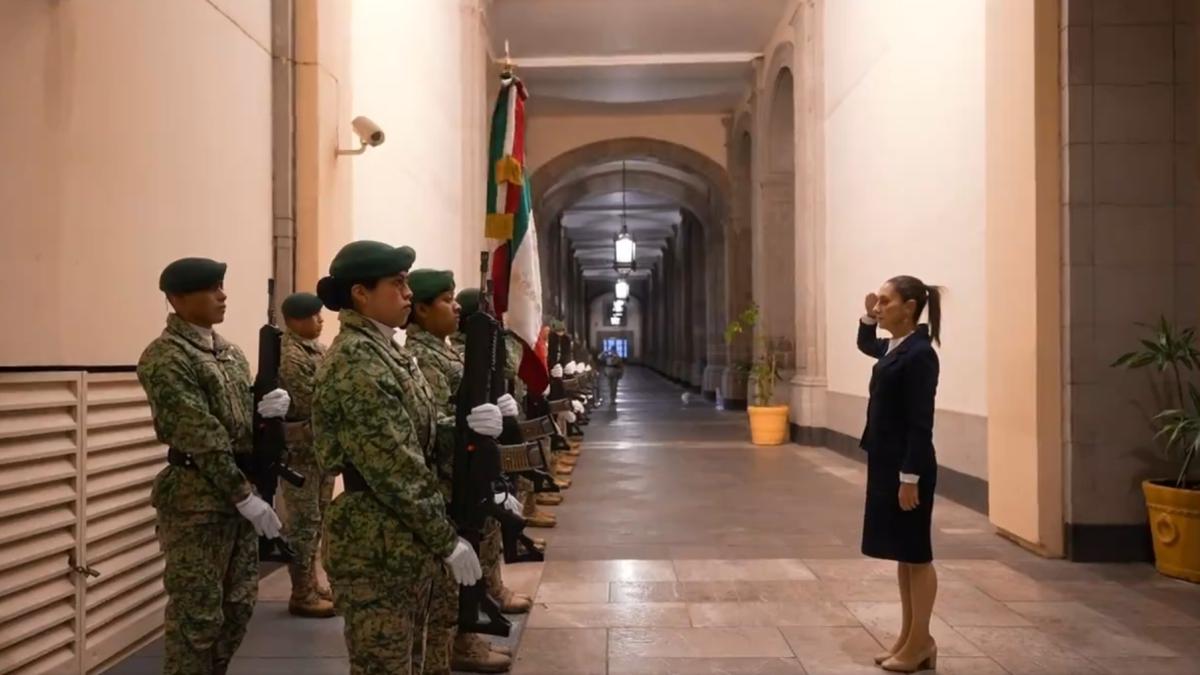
[857,275,942,673]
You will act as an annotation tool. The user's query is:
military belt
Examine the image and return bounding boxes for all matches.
[166,446,196,469]
[342,462,370,492]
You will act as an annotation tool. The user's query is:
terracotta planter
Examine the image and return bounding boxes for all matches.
[1143,479,1200,583]
[747,405,789,446]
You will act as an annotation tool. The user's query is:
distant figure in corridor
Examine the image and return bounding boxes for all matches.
[857,275,943,673]
[603,350,624,407]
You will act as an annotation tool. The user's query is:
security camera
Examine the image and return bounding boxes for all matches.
[352,116,385,146]
[337,116,385,155]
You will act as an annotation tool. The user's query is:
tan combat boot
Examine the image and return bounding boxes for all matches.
[452,632,512,673]
[525,510,557,528]
[287,565,336,618]
[493,585,533,614]
[554,477,572,489]
[536,492,564,506]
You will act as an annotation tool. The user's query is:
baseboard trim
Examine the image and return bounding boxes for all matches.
[1065,522,1154,563]
[719,397,747,411]
[790,424,990,516]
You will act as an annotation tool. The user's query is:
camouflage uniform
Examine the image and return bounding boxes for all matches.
[278,330,335,606]
[313,310,457,674]
[405,323,464,674]
[138,314,258,675]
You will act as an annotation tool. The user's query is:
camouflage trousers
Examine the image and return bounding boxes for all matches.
[423,564,458,675]
[280,456,335,597]
[481,517,504,595]
[424,516,503,674]
[158,514,259,675]
[335,576,435,675]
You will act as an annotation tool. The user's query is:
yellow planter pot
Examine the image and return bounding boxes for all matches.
[747,405,790,446]
[1143,479,1200,583]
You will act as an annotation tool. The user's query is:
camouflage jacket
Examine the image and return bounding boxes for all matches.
[449,331,466,358]
[278,330,325,459]
[137,314,253,518]
[405,324,463,494]
[313,310,456,581]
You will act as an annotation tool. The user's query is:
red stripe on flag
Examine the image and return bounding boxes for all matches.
[517,344,549,395]
[490,242,511,315]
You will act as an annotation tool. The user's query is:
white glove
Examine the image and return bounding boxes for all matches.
[571,400,584,414]
[563,411,577,423]
[550,364,564,378]
[494,492,523,516]
[565,361,578,376]
[584,364,591,372]
[466,403,502,438]
[496,393,519,418]
[444,537,483,585]
[235,494,282,539]
[256,388,291,419]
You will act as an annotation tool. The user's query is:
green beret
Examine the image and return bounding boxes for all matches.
[408,269,456,304]
[329,241,415,280]
[456,288,481,317]
[281,292,323,319]
[549,318,566,332]
[159,257,227,294]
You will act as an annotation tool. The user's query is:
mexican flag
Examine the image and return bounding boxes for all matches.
[486,74,549,394]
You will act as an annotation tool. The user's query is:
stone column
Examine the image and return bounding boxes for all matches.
[702,217,728,400]
[690,215,708,387]
[789,0,829,435]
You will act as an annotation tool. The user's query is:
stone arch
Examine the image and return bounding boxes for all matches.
[529,136,732,390]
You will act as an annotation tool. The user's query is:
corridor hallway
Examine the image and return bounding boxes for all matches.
[109,368,1200,675]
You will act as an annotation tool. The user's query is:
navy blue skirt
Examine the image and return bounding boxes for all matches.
[861,458,937,564]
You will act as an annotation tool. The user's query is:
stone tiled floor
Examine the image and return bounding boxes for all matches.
[110,367,1200,674]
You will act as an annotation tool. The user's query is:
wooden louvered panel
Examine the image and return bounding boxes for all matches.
[0,373,82,675]
[0,505,76,549]
[0,377,79,413]
[84,508,157,564]
[0,434,77,468]
[4,625,76,675]
[82,373,165,674]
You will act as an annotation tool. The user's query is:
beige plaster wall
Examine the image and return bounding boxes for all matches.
[985,0,1063,554]
[525,114,728,173]
[822,0,988,418]
[296,0,354,306]
[350,0,490,284]
[0,0,273,367]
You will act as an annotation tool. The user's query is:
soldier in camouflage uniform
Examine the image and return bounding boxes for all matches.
[138,258,290,675]
[311,242,495,675]
[407,271,516,673]
[277,292,336,618]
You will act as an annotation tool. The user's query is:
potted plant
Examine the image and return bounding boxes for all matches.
[725,304,788,445]
[1112,317,1200,583]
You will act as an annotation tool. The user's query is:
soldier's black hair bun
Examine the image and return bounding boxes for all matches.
[316,276,344,311]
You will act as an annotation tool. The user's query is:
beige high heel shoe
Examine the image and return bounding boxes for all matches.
[880,642,937,673]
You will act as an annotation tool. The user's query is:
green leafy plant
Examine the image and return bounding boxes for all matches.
[1111,316,1200,489]
[724,303,785,407]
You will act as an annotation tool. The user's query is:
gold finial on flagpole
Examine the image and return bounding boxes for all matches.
[501,39,515,77]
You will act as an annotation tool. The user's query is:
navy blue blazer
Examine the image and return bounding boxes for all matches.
[857,321,939,477]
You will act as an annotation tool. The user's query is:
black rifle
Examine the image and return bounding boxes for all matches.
[453,253,542,636]
[250,279,305,563]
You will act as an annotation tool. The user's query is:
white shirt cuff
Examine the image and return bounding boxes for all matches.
[899,472,919,484]
[861,315,878,325]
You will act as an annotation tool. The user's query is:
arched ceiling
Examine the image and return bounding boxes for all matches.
[529,138,732,284]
